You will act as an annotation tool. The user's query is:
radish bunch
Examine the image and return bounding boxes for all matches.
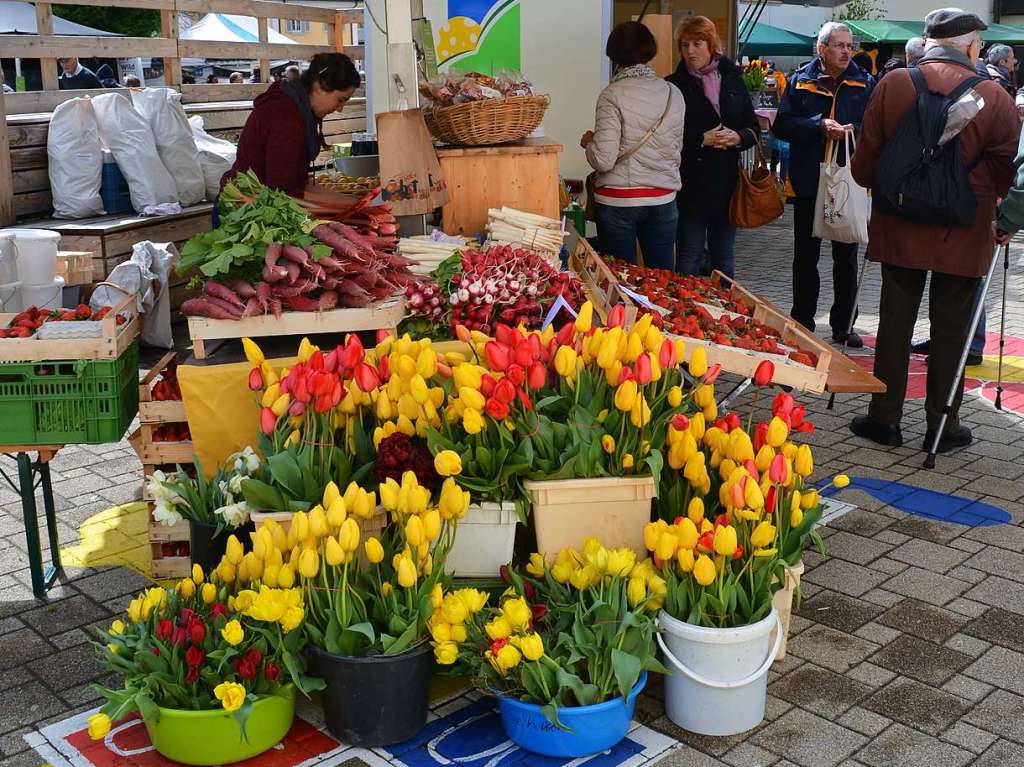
[406,244,585,335]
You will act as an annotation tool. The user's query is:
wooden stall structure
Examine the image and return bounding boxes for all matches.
[1,0,367,281]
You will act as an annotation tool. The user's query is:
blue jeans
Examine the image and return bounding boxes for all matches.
[676,214,737,278]
[595,201,678,270]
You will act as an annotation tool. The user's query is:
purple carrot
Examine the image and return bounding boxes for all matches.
[204,295,244,318]
[318,290,338,310]
[262,264,288,283]
[241,297,261,318]
[281,245,311,266]
[271,282,315,298]
[285,295,319,312]
[255,282,272,313]
[285,261,301,284]
[180,298,239,320]
[264,243,282,268]
[226,279,257,299]
[204,281,245,309]
[269,298,283,319]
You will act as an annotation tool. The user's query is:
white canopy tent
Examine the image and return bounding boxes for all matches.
[0,1,120,35]
[180,12,297,70]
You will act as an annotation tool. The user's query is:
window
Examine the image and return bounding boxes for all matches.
[286,19,310,34]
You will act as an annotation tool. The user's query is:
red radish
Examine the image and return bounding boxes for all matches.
[204,281,245,309]
[264,243,282,267]
[205,295,244,318]
[256,282,271,313]
[180,298,239,320]
[226,279,256,298]
[269,298,283,318]
[285,261,301,284]
[285,295,319,312]
[241,297,261,318]
[281,245,311,266]
[318,290,339,310]
[262,264,288,283]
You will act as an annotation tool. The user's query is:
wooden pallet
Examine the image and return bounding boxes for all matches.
[0,289,138,362]
[55,251,94,288]
[186,297,407,360]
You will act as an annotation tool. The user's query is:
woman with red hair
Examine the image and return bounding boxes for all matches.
[667,16,759,277]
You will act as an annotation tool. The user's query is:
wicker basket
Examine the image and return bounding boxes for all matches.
[424,95,550,146]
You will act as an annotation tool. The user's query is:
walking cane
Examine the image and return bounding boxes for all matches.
[924,244,1003,469]
[995,243,1011,411]
[828,249,871,410]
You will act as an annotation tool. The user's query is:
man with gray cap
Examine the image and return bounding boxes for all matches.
[849,8,1018,453]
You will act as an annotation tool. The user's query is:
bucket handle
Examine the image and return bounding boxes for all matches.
[655,615,783,690]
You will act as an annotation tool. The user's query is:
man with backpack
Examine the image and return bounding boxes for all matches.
[848,8,1018,453]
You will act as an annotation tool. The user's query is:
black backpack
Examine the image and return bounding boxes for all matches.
[873,67,985,227]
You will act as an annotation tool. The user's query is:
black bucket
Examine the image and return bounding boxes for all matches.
[310,641,434,746]
[189,520,253,574]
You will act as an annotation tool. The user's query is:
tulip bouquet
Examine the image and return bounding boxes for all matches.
[89,565,322,741]
[648,387,830,627]
[431,537,666,726]
[147,447,260,531]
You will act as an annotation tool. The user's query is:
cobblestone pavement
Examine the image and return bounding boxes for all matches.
[1,210,1023,766]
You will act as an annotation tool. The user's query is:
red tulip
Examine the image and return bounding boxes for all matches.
[765,486,778,514]
[527,333,543,359]
[313,372,333,397]
[714,513,729,527]
[796,421,815,434]
[714,417,730,433]
[743,459,760,481]
[189,620,206,644]
[376,328,392,343]
[607,304,625,328]
[185,645,205,667]
[490,637,509,654]
[248,368,263,391]
[527,361,547,389]
[697,531,715,553]
[495,324,516,347]
[495,378,517,405]
[506,364,526,388]
[340,336,364,370]
[245,648,262,665]
[289,400,305,417]
[499,564,511,583]
[156,619,173,640]
[294,376,311,404]
[725,413,742,431]
[636,354,653,385]
[513,342,533,369]
[234,658,256,680]
[210,603,227,620]
[517,389,533,411]
[671,414,689,432]
[617,365,633,385]
[454,324,472,343]
[732,544,745,560]
[555,321,575,346]
[703,363,722,384]
[659,338,677,368]
[530,603,548,622]
[332,380,344,407]
[323,348,339,374]
[754,422,769,451]
[790,405,806,428]
[481,374,497,398]
[354,362,380,392]
[185,666,199,684]
[264,662,280,682]
[309,350,325,371]
[772,393,794,417]
[769,453,788,484]
[754,360,775,386]
[485,341,511,372]
[260,407,277,435]
[485,397,510,420]
[377,354,390,382]
[315,393,333,413]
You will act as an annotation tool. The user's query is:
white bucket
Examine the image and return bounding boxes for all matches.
[0,280,21,313]
[4,228,59,286]
[443,501,518,577]
[19,276,65,311]
[0,233,17,283]
[657,608,782,736]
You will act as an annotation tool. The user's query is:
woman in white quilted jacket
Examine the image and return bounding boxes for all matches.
[582,21,686,269]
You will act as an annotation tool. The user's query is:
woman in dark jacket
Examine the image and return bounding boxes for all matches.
[667,17,759,277]
[223,53,360,198]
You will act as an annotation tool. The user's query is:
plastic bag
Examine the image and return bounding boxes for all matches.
[47,98,105,219]
[813,133,869,245]
[189,116,237,201]
[91,92,178,213]
[91,240,179,349]
[131,88,206,206]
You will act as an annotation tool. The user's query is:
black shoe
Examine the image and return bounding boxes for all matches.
[850,415,904,447]
[911,340,931,355]
[833,331,864,349]
[922,426,973,454]
[966,352,984,366]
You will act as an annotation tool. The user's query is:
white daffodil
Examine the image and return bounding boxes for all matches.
[153,499,184,527]
[233,446,261,475]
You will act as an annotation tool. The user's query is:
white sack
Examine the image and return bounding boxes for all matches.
[47,98,105,219]
[189,115,237,201]
[131,88,206,206]
[91,92,178,213]
[812,132,869,246]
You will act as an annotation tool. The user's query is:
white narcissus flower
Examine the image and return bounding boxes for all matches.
[153,500,184,527]
[228,473,244,495]
[233,446,260,475]
[215,501,250,528]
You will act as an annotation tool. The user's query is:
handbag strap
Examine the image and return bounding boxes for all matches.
[618,89,674,162]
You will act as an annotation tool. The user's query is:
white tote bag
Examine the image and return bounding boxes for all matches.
[812,132,869,245]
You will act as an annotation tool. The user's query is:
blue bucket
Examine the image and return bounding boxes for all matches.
[495,672,647,757]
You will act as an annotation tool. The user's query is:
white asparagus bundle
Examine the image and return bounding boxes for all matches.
[398,235,471,269]
[486,206,566,253]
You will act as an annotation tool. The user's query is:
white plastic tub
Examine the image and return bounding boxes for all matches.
[19,276,65,311]
[657,608,782,736]
[2,229,59,286]
[0,280,21,313]
[0,233,17,283]
[444,501,518,577]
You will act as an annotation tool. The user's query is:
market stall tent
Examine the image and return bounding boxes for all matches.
[844,18,1024,44]
[179,12,298,70]
[738,22,816,57]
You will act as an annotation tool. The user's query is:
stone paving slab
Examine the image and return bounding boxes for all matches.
[3,212,1024,765]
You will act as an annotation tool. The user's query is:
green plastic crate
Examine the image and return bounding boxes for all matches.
[0,341,139,445]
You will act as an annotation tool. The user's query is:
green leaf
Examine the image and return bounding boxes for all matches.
[611,649,642,699]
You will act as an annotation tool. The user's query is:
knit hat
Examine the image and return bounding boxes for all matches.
[924,8,988,39]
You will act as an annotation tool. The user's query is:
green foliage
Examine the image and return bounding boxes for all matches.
[835,0,885,21]
[54,6,160,37]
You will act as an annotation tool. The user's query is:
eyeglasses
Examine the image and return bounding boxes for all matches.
[827,42,855,52]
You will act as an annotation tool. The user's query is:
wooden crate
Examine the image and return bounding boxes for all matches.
[55,251,94,287]
[0,289,139,362]
[186,297,407,360]
[567,231,635,324]
[151,544,191,579]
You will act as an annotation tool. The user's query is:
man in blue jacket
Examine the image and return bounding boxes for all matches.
[773,22,874,347]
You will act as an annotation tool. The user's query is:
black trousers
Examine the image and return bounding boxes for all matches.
[791,197,859,334]
[869,264,980,431]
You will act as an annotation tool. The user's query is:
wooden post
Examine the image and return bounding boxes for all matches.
[35,3,59,92]
[0,77,14,226]
[258,17,270,84]
[162,10,182,86]
[333,12,344,52]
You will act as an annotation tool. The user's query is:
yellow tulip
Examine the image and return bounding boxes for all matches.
[191,563,204,585]
[713,525,738,556]
[614,380,638,412]
[630,395,651,428]
[405,515,425,547]
[694,554,716,586]
[87,712,112,740]
[278,563,295,588]
[201,582,216,604]
[495,643,522,671]
[221,619,244,646]
[745,480,765,510]
[417,348,438,378]
[553,345,578,378]
[675,517,699,549]
[755,445,775,474]
[790,505,804,528]
[486,615,513,640]
[260,383,281,408]
[667,385,683,407]
[767,416,789,448]
[435,642,459,665]
[397,556,417,588]
[750,521,777,549]
[801,489,820,510]
[687,496,705,524]
[605,547,636,577]
[519,632,544,661]
[309,505,329,538]
[242,337,265,368]
[462,408,485,435]
[178,578,196,599]
[689,346,708,377]
[423,509,442,540]
[214,681,247,712]
[575,300,594,332]
[324,536,344,566]
[361,536,384,564]
[627,576,647,606]
[677,547,695,573]
[298,548,319,579]
[656,532,677,561]
[434,450,463,477]
[216,559,236,584]
[795,445,814,477]
[339,517,361,553]
[502,597,532,631]
[622,452,635,469]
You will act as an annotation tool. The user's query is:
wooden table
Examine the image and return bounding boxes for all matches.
[0,445,63,598]
[437,138,563,236]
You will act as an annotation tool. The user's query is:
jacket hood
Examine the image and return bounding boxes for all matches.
[793,57,871,86]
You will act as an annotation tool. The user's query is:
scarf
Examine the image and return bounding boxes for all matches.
[688,56,722,114]
[918,44,976,71]
[612,63,658,83]
[280,80,321,164]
